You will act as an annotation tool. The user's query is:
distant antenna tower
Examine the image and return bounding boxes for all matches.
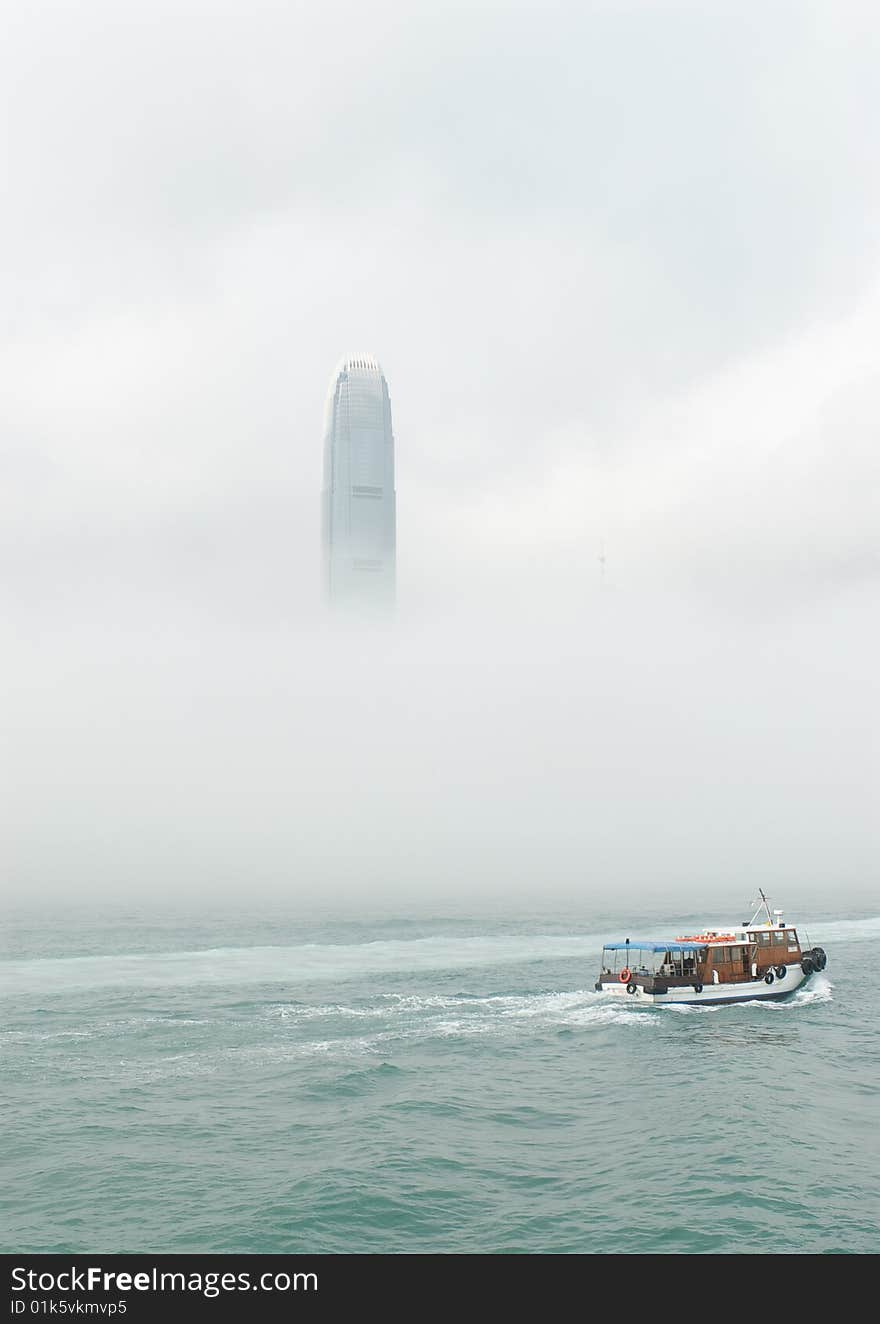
[598,539,607,584]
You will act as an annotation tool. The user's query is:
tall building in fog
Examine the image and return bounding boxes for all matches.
[322,355,396,607]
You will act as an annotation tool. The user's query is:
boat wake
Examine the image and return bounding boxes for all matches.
[266,988,659,1039]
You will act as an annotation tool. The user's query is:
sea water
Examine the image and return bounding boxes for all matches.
[2,900,878,1254]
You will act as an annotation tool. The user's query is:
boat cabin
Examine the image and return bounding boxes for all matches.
[598,924,803,993]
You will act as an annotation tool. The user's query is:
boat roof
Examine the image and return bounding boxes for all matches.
[603,941,710,953]
[603,936,760,951]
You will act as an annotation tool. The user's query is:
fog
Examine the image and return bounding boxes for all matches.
[3,1,878,909]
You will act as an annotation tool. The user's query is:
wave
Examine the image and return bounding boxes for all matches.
[242,993,660,1062]
[2,970,831,1062]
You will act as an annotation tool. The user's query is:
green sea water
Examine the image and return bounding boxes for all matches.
[2,900,878,1254]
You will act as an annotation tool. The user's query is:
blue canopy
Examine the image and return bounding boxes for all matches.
[602,941,707,953]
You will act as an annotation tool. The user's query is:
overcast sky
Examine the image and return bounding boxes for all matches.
[3,1,878,906]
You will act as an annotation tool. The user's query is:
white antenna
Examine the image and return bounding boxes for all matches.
[748,889,774,926]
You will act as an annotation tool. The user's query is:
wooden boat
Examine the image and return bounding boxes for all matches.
[594,892,827,1006]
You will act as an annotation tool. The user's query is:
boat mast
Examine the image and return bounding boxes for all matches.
[748,889,774,926]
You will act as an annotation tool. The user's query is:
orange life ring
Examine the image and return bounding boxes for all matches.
[619,968,631,983]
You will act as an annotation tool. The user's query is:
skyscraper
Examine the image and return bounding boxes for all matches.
[321,355,396,607]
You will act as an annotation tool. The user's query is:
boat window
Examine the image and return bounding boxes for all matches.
[758,931,771,944]
[788,931,799,950]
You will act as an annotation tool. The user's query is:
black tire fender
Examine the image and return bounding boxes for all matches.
[775,965,786,979]
[801,956,815,976]
[693,983,703,994]
[764,971,775,985]
[626,981,638,995]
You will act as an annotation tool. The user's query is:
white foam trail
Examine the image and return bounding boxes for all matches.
[770,972,834,1006]
[3,915,868,998]
[0,934,605,996]
[267,987,658,1037]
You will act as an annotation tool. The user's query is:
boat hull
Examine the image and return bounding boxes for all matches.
[597,966,812,1006]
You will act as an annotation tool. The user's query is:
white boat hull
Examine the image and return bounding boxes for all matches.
[598,966,810,1006]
